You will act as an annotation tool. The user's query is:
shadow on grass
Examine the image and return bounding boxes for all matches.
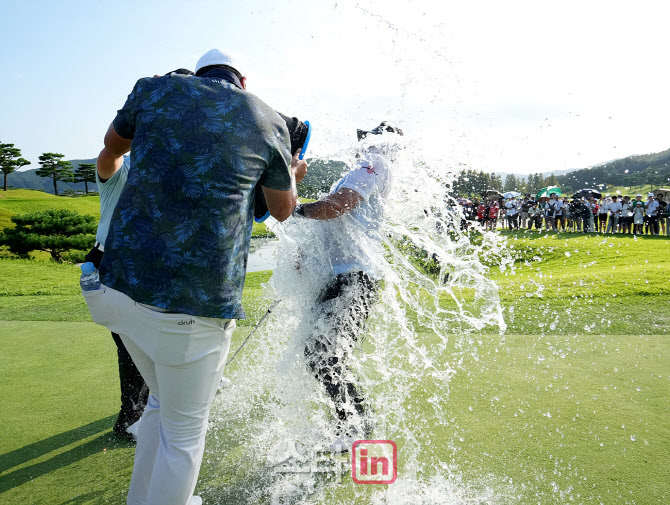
[0,415,132,494]
[57,491,109,505]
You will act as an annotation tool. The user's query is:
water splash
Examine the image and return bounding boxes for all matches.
[205,141,513,503]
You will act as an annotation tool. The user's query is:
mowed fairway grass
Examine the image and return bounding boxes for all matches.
[1,228,669,504]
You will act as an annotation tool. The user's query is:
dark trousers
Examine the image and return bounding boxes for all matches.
[528,215,542,230]
[304,272,377,430]
[85,246,148,430]
[111,332,149,428]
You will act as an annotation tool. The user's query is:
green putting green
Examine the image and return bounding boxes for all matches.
[1,229,669,504]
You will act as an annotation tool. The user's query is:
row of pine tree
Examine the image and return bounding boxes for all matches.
[0,142,96,194]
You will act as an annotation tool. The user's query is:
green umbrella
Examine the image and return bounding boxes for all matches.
[536,186,562,199]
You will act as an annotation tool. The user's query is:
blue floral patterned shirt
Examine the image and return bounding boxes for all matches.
[99,69,291,319]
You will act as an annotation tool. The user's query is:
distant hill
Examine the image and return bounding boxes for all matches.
[7,158,98,195]
[13,147,664,198]
[556,148,670,191]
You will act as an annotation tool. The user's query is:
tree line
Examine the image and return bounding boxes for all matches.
[0,142,96,194]
[451,169,560,198]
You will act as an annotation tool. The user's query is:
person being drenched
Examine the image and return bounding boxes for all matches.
[292,121,403,452]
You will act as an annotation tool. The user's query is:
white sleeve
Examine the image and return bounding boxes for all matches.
[337,157,386,201]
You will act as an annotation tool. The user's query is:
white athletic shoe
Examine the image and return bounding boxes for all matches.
[125,419,141,442]
[190,496,202,505]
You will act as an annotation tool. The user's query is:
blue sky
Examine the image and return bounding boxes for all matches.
[2,0,670,174]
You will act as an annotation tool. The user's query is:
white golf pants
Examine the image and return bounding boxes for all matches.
[83,285,234,505]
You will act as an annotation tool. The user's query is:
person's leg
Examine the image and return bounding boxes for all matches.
[118,335,160,505]
[122,316,234,505]
[305,273,376,433]
[145,332,231,505]
[112,332,149,436]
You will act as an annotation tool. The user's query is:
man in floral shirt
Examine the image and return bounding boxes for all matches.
[90,49,306,505]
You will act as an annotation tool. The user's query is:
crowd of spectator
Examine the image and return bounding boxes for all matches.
[463,192,670,236]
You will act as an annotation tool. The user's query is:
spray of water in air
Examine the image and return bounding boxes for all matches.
[204,130,515,504]
[202,3,519,503]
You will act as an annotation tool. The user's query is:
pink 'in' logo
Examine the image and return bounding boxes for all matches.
[351,440,397,484]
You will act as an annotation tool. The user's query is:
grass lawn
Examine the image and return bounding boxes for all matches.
[1,230,669,504]
[493,230,670,335]
[603,184,670,198]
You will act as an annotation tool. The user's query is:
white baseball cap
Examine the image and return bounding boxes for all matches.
[195,49,246,77]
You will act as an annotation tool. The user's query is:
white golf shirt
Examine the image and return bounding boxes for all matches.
[316,150,392,279]
[95,156,130,250]
[608,201,622,216]
[646,200,660,216]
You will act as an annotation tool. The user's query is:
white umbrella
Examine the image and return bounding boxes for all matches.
[503,191,522,199]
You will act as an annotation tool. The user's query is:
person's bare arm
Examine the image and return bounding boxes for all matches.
[299,187,364,220]
[97,123,132,180]
[104,123,132,156]
[97,147,125,180]
[262,149,307,222]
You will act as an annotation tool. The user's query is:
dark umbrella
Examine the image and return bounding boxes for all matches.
[482,189,503,199]
[574,188,602,199]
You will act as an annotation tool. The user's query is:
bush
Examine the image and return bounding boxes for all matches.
[0,209,96,263]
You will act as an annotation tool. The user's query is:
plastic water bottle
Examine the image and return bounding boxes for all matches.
[80,262,101,291]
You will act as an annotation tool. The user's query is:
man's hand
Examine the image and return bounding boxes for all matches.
[291,149,308,184]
